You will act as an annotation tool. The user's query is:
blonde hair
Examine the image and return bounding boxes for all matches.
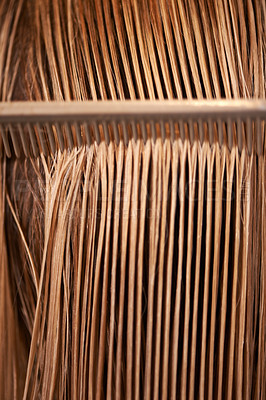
[0,0,265,399]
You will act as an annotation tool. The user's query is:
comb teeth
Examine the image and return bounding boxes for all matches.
[0,101,265,158]
[0,118,263,158]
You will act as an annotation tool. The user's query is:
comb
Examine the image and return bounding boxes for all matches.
[0,100,265,158]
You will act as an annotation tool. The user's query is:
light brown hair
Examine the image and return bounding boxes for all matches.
[0,0,265,399]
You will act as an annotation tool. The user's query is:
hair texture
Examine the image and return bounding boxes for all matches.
[0,0,265,399]
[0,0,266,101]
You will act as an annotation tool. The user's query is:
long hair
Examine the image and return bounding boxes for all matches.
[0,1,265,398]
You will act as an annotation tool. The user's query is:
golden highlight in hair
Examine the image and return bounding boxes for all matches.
[0,0,265,399]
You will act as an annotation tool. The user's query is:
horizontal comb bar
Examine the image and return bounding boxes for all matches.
[0,100,265,123]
